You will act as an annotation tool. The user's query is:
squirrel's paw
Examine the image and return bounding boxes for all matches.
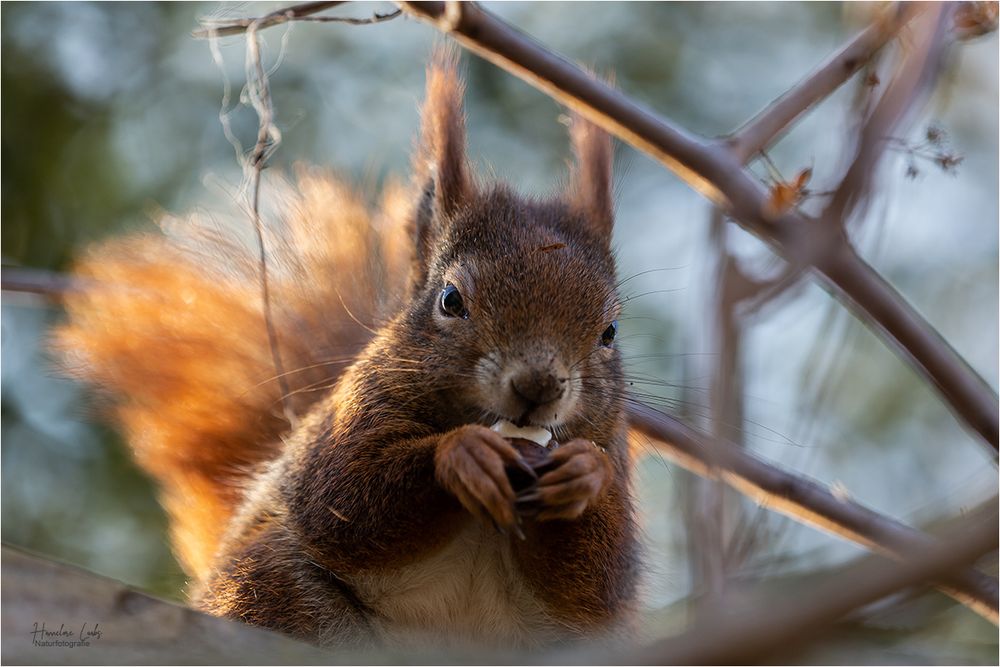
[435,425,536,536]
[517,439,612,522]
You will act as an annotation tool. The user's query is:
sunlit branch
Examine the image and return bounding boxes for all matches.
[627,403,999,624]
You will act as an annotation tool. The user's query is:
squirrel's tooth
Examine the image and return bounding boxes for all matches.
[491,419,552,447]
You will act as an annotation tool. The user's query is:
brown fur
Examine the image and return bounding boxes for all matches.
[55,49,639,650]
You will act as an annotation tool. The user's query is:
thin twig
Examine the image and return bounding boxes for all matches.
[193,1,399,39]
[823,4,951,227]
[727,3,925,162]
[195,1,343,38]
[252,10,402,26]
[1,266,83,298]
[739,262,807,317]
[244,21,296,428]
[398,0,999,453]
[627,402,999,624]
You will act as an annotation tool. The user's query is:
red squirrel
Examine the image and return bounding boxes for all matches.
[55,49,639,650]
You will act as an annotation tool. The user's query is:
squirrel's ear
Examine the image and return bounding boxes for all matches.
[566,114,614,242]
[416,48,471,216]
[410,48,473,285]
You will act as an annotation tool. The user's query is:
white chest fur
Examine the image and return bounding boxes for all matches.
[348,523,559,649]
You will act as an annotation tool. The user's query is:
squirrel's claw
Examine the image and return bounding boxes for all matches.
[435,424,521,532]
[515,489,542,504]
[530,438,612,523]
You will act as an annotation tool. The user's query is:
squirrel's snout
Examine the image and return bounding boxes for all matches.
[475,349,579,428]
[510,369,565,408]
[499,354,577,427]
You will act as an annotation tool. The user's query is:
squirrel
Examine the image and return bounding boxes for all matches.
[54,49,640,651]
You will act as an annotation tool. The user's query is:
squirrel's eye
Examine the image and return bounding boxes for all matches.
[600,320,618,347]
[440,284,468,318]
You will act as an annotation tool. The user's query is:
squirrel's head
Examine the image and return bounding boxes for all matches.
[399,50,622,438]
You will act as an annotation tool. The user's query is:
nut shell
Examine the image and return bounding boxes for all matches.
[510,437,551,465]
[505,437,558,492]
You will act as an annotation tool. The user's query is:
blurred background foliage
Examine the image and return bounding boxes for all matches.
[2,2,997,662]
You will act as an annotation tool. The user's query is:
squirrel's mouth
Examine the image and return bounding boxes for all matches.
[481,409,554,432]
[514,408,564,432]
[484,388,577,432]
[475,361,579,432]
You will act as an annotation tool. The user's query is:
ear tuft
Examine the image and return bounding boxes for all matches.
[409,46,472,292]
[414,46,472,217]
[567,113,614,241]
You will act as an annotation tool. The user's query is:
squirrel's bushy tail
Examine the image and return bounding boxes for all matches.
[54,169,412,579]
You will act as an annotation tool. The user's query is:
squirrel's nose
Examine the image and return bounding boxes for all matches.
[510,369,565,408]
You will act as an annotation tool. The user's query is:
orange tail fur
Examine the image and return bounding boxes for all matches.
[54,168,411,579]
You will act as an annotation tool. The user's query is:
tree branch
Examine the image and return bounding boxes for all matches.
[398,0,999,454]
[690,208,751,601]
[241,18,298,429]
[1,546,339,664]
[823,3,952,227]
[616,498,998,664]
[816,241,1000,453]
[1,266,84,297]
[192,1,400,40]
[627,403,999,624]
[726,3,925,162]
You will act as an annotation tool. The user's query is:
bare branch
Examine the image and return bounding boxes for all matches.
[241,21,297,429]
[817,238,1000,453]
[192,1,400,40]
[628,403,999,623]
[790,10,1000,456]
[399,0,999,453]
[195,1,343,38]
[738,263,808,317]
[1,266,83,298]
[823,4,951,226]
[617,499,998,664]
[727,3,926,163]
[689,208,751,601]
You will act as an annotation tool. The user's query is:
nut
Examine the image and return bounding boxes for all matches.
[505,437,559,493]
